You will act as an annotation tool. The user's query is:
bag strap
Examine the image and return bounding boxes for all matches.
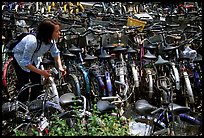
[31,36,42,61]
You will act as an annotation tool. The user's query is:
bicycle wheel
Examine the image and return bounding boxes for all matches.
[60,73,81,97]
[180,75,195,110]
[127,73,137,104]
[75,68,93,111]
[140,68,157,104]
[190,71,202,112]
[126,64,139,105]
[89,73,104,108]
[2,43,9,70]
[2,57,18,100]
[2,87,8,103]
[13,123,40,136]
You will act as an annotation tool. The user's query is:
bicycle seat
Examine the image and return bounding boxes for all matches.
[144,44,157,49]
[143,50,157,60]
[60,93,81,105]
[97,100,116,112]
[62,49,77,58]
[69,44,82,54]
[84,54,98,61]
[134,99,157,116]
[112,45,127,53]
[154,55,169,65]
[99,50,111,59]
[41,58,55,66]
[103,44,116,49]
[163,43,178,51]
[168,103,190,115]
[178,54,190,61]
[127,47,137,53]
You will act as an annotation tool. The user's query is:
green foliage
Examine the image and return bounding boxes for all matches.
[86,113,129,136]
[14,106,130,136]
[48,108,129,136]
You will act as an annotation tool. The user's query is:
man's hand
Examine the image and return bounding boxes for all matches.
[41,70,51,79]
[59,67,66,76]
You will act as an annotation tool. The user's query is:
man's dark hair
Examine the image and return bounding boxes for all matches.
[37,18,61,44]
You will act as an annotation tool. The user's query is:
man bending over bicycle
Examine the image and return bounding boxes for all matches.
[12,18,66,102]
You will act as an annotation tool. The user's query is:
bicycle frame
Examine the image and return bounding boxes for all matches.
[47,76,61,106]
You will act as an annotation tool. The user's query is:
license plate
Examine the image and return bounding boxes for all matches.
[38,117,49,131]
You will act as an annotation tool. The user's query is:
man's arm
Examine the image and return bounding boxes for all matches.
[54,56,66,76]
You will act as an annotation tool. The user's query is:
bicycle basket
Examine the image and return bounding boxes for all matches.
[89,64,104,75]
[2,102,19,114]
[115,61,127,76]
[127,16,147,32]
[2,101,28,119]
[28,99,43,111]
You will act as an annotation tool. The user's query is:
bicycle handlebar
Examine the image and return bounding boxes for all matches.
[61,24,141,39]
[179,32,202,46]
[151,107,164,115]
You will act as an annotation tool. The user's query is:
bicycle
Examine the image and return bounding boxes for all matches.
[2,65,89,136]
[2,82,46,136]
[129,99,202,136]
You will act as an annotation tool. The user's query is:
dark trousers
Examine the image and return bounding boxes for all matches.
[13,58,42,102]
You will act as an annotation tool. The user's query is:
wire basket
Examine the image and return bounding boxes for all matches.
[127,16,147,32]
[89,64,104,75]
[115,61,127,76]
